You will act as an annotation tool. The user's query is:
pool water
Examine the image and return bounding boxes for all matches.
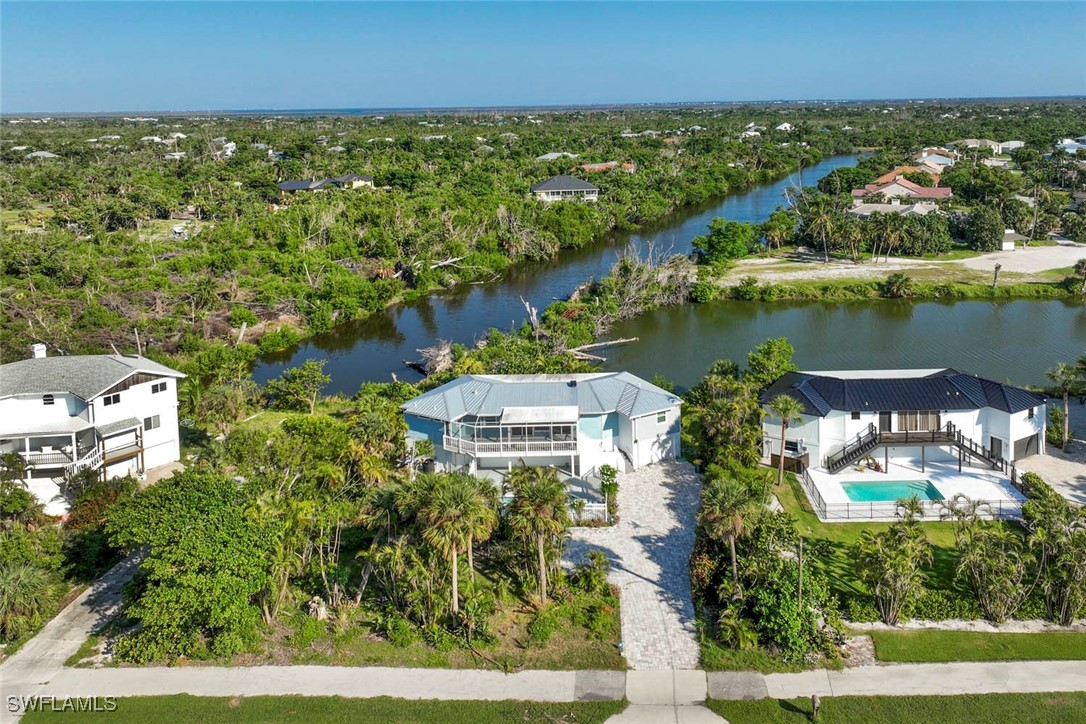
[841,480,943,503]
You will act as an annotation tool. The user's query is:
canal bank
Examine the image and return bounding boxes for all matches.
[253,154,865,392]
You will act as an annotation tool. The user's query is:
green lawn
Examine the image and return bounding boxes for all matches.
[777,475,965,601]
[21,695,625,723]
[708,693,1086,724]
[869,630,1086,663]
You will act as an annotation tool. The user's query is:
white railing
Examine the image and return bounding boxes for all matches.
[572,502,610,525]
[443,435,577,456]
[64,448,103,478]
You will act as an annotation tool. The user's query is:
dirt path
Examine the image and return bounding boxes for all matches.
[721,241,1085,286]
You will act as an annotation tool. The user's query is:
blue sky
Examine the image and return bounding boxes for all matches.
[3,2,1084,113]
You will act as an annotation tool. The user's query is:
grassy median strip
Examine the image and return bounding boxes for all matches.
[869,630,1086,663]
[708,693,1086,723]
[20,695,626,723]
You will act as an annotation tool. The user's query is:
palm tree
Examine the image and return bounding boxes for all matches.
[1047,363,1077,450]
[699,471,754,598]
[0,563,59,641]
[454,473,498,582]
[767,394,805,488]
[803,194,837,262]
[418,475,478,615]
[507,466,571,606]
[0,452,29,485]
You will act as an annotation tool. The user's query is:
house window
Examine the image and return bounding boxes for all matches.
[1027,408,1035,419]
[897,410,940,432]
[43,394,55,406]
[850,411,860,420]
[144,415,161,431]
[784,440,803,454]
[102,393,120,406]
[657,412,667,425]
[151,381,167,394]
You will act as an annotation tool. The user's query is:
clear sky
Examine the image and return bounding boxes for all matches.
[3,1,1084,113]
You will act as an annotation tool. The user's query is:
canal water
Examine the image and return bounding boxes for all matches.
[253,154,1082,393]
[604,299,1086,390]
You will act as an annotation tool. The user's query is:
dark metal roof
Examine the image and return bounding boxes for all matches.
[760,369,1045,416]
[278,180,326,192]
[530,175,599,193]
[331,173,373,184]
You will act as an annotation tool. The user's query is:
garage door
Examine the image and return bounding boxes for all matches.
[1013,434,1039,460]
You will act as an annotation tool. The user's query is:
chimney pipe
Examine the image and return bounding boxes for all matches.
[31,343,47,359]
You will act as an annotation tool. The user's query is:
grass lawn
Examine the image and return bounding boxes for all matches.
[776,475,966,601]
[21,695,625,723]
[258,607,626,671]
[708,693,1086,724]
[700,637,826,674]
[869,630,1086,663]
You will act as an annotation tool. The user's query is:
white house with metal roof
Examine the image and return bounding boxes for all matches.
[0,346,185,515]
[759,369,1046,522]
[401,373,682,479]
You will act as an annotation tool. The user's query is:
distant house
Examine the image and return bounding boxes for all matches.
[168,132,187,140]
[99,135,120,141]
[951,139,1002,152]
[330,173,375,189]
[530,175,599,202]
[775,122,794,132]
[163,152,186,160]
[277,173,374,195]
[24,151,59,159]
[847,201,939,219]
[874,166,940,185]
[580,161,618,172]
[536,152,579,161]
[739,130,761,139]
[140,136,164,144]
[621,163,637,173]
[851,178,953,202]
[999,140,1025,154]
[327,145,346,153]
[1002,229,1028,251]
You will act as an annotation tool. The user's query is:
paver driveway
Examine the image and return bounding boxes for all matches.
[567,460,702,670]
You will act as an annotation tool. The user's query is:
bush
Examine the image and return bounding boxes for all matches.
[382,613,420,648]
[527,604,564,646]
[732,276,761,301]
[291,614,326,650]
[229,306,260,327]
[690,280,716,303]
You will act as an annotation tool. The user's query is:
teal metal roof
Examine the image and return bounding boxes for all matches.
[402,373,681,422]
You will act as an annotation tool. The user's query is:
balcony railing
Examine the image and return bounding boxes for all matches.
[443,435,578,456]
[20,451,74,466]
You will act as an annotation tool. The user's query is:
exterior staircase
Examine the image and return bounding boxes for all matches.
[824,422,1005,475]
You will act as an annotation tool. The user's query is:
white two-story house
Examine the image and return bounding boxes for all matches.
[0,346,186,514]
[402,373,682,481]
[760,368,1047,475]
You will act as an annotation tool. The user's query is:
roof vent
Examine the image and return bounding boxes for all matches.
[568,380,578,387]
[30,343,47,359]
[122,353,140,359]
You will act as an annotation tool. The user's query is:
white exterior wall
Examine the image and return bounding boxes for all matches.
[629,406,681,468]
[765,404,1042,470]
[0,393,91,431]
[90,378,182,469]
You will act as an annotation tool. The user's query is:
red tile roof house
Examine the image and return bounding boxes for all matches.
[874,166,940,185]
[851,178,953,202]
[579,161,619,172]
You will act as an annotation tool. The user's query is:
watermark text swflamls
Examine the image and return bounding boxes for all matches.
[7,696,118,714]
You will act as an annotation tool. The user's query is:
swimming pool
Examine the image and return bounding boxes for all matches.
[841,480,943,503]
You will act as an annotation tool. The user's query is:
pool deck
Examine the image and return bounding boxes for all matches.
[804,459,1024,522]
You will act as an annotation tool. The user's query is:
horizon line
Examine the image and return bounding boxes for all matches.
[4,94,1086,119]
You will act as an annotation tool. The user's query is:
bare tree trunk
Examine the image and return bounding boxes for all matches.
[1064,391,1071,450]
[777,420,788,487]
[451,543,459,614]
[728,534,740,597]
[467,535,475,583]
[537,534,548,605]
